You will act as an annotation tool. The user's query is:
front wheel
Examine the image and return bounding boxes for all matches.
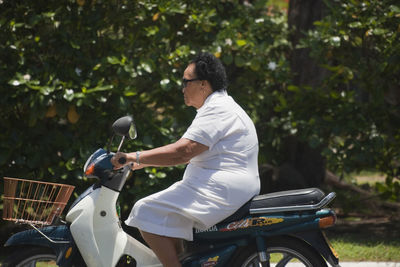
[231,236,328,267]
[2,246,57,267]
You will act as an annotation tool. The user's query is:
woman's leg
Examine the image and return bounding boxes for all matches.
[140,230,182,267]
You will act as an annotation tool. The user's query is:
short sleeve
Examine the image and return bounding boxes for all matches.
[182,110,221,149]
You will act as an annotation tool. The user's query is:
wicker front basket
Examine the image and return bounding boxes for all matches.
[2,177,75,225]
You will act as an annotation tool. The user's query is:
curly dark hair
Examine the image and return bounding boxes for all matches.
[190,52,228,92]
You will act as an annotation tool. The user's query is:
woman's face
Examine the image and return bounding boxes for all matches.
[182,63,205,109]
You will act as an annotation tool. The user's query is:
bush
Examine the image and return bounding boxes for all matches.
[0,0,290,214]
[280,0,400,200]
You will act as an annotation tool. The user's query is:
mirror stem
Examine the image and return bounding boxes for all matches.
[117,136,125,152]
[107,134,115,154]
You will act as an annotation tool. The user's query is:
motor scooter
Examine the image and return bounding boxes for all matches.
[3,115,341,267]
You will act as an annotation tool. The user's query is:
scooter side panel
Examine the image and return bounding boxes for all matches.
[92,187,161,266]
[124,234,163,267]
[67,186,161,267]
[181,244,236,267]
[67,187,103,266]
[194,213,319,240]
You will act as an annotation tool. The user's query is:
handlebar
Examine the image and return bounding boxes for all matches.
[118,157,127,165]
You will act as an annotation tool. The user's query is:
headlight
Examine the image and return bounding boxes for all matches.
[83,153,94,172]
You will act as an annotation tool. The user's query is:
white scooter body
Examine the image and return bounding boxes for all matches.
[65,185,162,267]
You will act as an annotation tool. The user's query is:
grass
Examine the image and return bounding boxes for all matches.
[352,171,386,186]
[324,170,400,262]
[327,233,400,262]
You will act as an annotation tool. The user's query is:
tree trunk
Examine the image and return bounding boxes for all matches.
[288,0,328,87]
[260,0,328,194]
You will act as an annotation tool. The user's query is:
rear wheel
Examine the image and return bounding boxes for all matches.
[231,236,327,267]
[3,247,57,267]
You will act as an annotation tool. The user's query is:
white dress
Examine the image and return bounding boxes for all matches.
[125,90,260,241]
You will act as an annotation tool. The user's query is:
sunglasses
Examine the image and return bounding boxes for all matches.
[182,78,200,88]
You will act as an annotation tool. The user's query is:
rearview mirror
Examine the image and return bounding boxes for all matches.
[112,115,137,140]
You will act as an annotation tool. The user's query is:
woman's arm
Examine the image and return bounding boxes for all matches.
[111,138,208,170]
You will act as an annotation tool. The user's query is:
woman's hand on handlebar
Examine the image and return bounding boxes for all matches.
[111,152,140,170]
[111,152,127,169]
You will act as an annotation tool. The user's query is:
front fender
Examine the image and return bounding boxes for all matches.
[5,225,81,267]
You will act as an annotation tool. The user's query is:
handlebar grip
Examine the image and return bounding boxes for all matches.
[118,157,127,164]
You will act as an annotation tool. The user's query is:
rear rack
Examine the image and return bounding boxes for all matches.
[249,192,336,214]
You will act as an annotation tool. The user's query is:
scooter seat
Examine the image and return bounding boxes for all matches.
[250,188,325,210]
[220,188,325,224]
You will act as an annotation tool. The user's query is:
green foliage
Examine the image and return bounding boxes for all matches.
[1,0,398,215]
[278,0,400,200]
[0,0,290,211]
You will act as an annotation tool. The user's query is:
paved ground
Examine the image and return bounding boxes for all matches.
[339,263,400,267]
[277,263,400,267]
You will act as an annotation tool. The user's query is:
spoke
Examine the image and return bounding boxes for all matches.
[250,256,268,267]
[275,253,294,267]
[242,246,315,267]
[250,258,262,267]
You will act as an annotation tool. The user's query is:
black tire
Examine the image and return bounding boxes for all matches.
[2,246,57,267]
[230,236,328,267]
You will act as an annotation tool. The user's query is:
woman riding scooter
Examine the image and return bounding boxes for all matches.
[111,52,260,267]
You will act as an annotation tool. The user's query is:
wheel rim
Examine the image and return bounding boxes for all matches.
[16,253,57,267]
[241,246,313,267]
